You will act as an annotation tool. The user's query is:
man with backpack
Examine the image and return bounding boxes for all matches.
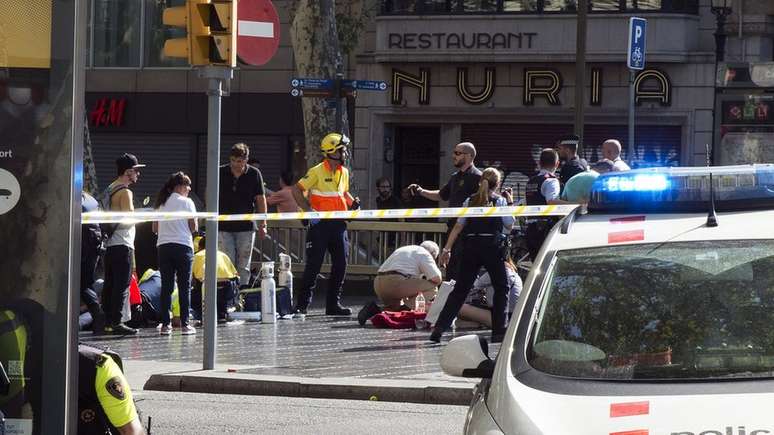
[101,153,145,336]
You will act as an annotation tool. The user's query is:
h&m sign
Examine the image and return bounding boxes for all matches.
[391,67,671,107]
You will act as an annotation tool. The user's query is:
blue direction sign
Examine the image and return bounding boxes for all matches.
[627,17,647,70]
[341,80,388,91]
[290,78,333,89]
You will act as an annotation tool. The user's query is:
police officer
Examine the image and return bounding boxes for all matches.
[82,191,107,334]
[556,135,588,186]
[525,148,563,261]
[432,168,514,343]
[407,142,482,280]
[78,343,146,434]
[291,133,359,316]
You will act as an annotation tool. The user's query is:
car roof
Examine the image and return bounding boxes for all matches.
[547,209,774,252]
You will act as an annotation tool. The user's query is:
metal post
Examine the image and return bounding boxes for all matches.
[334,70,343,133]
[199,66,233,370]
[628,70,636,163]
[574,0,587,154]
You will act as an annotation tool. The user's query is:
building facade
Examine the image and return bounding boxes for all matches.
[84,0,774,206]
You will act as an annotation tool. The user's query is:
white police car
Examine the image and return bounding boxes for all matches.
[442,165,774,435]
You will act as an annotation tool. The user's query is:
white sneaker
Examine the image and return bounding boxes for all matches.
[159,324,172,335]
[181,325,196,335]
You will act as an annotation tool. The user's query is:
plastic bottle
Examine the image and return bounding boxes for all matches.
[260,262,276,324]
[415,293,426,313]
[278,253,293,317]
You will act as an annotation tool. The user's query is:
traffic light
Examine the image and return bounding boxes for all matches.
[162,0,238,67]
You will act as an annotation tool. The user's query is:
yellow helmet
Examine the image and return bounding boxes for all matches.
[320,133,350,155]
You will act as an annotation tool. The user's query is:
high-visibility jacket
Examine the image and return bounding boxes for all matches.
[0,309,27,418]
[297,160,354,212]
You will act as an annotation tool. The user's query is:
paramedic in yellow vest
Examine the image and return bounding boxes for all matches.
[191,236,240,323]
[291,133,359,316]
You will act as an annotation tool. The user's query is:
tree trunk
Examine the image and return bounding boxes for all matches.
[290,0,345,172]
[83,116,100,194]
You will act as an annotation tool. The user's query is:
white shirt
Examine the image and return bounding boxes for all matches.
[537,169,561,201]
[470,267,523,313]
[612,158,631,171]
[378,245,442,281]
[156,192,197,248]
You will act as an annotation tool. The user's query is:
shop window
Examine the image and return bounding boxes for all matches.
[543,0,578,12]
[590,0,623,11]
[92,0,141,67]
[503,0,539,11]
[627,0,661,10]
[144,0,188,67]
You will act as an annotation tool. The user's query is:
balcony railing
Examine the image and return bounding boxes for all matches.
[252,220,449,277]
[381,0,699,15]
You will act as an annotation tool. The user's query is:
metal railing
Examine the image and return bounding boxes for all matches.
[381,0,699,14]
[252,220,449,276]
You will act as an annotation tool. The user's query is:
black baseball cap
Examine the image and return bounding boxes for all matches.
[116,153,146,173]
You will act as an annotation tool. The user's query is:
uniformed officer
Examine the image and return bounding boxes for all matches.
[525,148,563,261]
[78,343,145,435]
[291,133,359,316]
[407,142,482,280]
[432,167,514,343]
[0,308,30,422]
[556,135,589,186]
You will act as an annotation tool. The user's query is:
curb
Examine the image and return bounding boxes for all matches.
[144,371,475,406]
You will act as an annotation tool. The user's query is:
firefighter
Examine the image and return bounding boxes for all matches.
[291,133,360,316]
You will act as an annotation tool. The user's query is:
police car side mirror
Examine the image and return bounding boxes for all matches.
[441,335,495,378]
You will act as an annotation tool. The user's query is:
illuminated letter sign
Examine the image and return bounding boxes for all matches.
[392,68,430,105]
[457,67,495,105]
[90,98,127,127]
[634,69,671,106]
[523,69,562,105]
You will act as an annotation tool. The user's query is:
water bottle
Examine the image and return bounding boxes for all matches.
[278,253,293,314]
[260,262,276,324]
[415,293,426,313]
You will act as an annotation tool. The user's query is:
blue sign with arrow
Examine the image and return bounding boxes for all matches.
[290,78,333,89]
[627,17,647,70]
[341,80,388,91]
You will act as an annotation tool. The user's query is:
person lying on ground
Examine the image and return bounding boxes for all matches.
[457,259,522,328]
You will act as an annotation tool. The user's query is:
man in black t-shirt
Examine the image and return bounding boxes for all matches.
[375,176,403,210]
[218,143,267,287]
[556,135,589,187]
[407,142,482,280]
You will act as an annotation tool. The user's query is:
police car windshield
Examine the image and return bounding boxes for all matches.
[528,240,774,381]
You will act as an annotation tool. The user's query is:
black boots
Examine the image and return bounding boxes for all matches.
[325,304,352,316]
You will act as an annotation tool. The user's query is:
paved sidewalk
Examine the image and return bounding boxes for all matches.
[82,300,496,405]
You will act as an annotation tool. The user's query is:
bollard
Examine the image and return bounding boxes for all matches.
[260,262,277,324]
[277,253,293,317]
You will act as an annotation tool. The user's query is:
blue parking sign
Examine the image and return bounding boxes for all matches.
[627,17,647,70]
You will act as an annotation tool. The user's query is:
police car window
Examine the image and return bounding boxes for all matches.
[527,240,774,380]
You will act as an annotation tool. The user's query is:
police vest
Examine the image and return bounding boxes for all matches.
[78,343,124,435]
[464,195,504,236]
[0,309,27,418]
[525,172,557,206]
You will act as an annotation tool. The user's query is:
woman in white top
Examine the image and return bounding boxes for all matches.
[458,259,522,328]
[152,172,198,335]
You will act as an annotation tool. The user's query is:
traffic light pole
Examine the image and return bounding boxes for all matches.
[199,65,233,370]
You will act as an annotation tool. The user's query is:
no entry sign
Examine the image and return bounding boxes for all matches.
[237,0,280,66]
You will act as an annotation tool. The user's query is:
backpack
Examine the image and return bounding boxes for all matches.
[99,184,128,240]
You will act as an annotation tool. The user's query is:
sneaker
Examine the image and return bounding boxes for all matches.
[181,325,196,335]
[357,301,382,326]
[159,324,172,335]
[325,305,352,316]
[110,323,139,336]
[292,307,308,320]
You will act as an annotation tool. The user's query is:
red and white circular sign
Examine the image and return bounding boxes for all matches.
[237,0,281,66]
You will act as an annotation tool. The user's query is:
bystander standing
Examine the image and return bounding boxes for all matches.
[602,139,632,171]
[266,171,300,213]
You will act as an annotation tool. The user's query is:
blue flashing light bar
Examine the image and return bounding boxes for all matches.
[588,164,774,213]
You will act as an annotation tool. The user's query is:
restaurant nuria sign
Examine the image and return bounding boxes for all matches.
[388,32,538,50]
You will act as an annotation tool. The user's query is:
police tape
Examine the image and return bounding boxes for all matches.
[81,204,578,224]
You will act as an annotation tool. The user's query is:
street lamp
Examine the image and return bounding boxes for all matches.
[711,0,733,62]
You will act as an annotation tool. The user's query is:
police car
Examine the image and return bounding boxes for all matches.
[441,165,774,435]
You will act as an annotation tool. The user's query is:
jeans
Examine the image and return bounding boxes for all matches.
[296,220,349,310]
[158,243,193,327]
[218,231,255,286]
[101,245,133,326]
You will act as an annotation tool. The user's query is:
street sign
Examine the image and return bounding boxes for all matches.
[341,80,388,91]
[237,0,280,66]
[627,17,647,70]
[290,78,333,90]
